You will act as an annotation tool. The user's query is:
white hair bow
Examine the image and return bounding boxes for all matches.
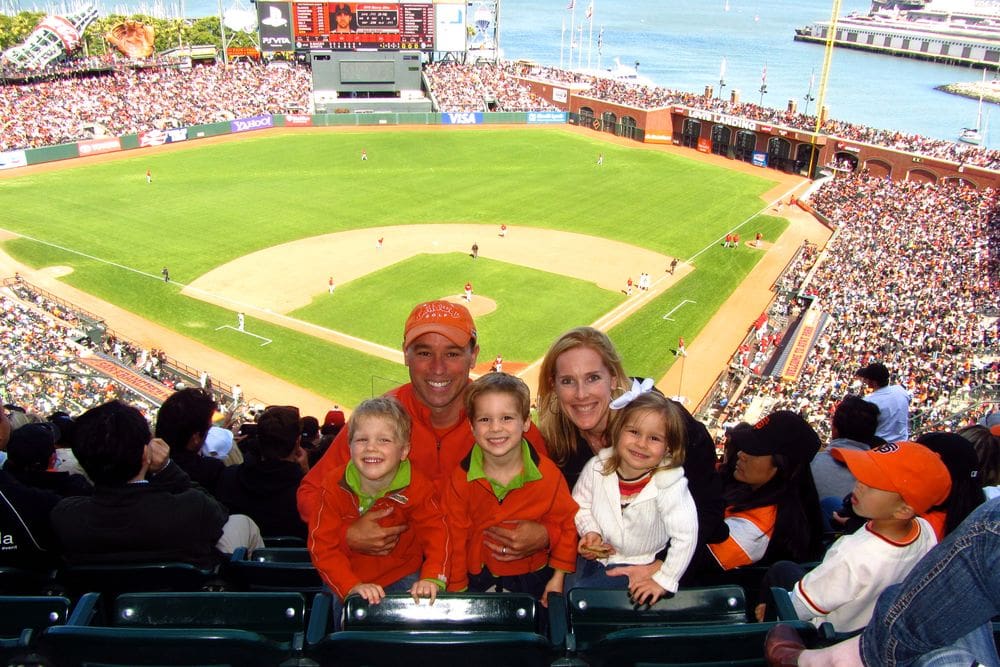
[610,377,655,410]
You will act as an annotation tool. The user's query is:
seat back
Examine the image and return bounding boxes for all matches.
[0,567,55,595]
[307,593,556,666]
[222,547,324,593]
[38,592,306,667]
[55,561,219,598]
[567,586,747,649]
[113,591,306,640]
[0,595,70,661]
[343,592,540,632]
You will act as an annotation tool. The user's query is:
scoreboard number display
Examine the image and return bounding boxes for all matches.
[293,2,434,50]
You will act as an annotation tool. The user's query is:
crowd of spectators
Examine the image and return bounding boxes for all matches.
[2,281,249,420]
[711,173,998,440]
[0,60,311,152]
[0,292,158,417]
[512,62,1000,169]
[424,61,557,113]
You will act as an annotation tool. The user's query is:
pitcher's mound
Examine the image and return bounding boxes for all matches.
[442,294,497,317]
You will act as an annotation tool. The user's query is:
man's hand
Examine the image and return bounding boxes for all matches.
[146,438,171,474]
[483,520,549,561]
[345,506,408,556]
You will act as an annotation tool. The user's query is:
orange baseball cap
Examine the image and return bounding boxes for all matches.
[831,441,951,514]
[403,300,477,349]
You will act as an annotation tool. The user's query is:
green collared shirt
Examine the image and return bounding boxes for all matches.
[467,440,542,501]
[344,459,412,514]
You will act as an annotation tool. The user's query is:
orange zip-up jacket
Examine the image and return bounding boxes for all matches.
[442,446,578,591]
[308,462,450,599]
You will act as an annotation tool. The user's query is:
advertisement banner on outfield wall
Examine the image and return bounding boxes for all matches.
[442,112,482,125]
[231,115,274,133]
[258,1,294,52]
[527,112,566,124]
[284,114,313,126]
[139,128,189,147]
[752,151,768,167]
[697,137,711,153]
[0,150,27,170]
[78,137,122,156]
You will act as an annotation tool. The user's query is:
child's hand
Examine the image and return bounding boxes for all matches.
[349,582,386,604]
[410,579,439,605]
[541,571,565,608]
[578,532,615,560]
[629,578,668,606]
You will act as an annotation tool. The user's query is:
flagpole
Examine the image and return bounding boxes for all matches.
[587,2,594,69]
[578,25,584,68]
[597,25,603,69]
[560,16,566,68]
[569,1,577,70]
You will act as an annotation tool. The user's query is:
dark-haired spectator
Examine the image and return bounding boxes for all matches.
[155,387,224,495]
[695,410,824,574]
[811,395,880,528]
[915,432,985,540]
[3,421,92,497]
[855,362,911,444]
[216,405,309,540]
[51,400,262,567]
[959,424,999,498]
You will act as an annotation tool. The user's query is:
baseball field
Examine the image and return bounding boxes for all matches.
[0,126,805,409]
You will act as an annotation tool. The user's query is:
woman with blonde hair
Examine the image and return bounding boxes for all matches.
[537,326,725,583]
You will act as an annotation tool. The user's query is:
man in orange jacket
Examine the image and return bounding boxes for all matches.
[298,300,550,562]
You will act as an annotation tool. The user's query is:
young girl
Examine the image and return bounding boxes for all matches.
[572,385,697,604]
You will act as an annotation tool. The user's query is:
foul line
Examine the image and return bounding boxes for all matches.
[215,325,272,346]
[2,229,402,363]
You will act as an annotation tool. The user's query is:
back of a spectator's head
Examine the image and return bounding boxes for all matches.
[257,405,301,461]
[5,422,58,472]
[917,431,984,534]
[73,400,150,486]
[855,362,890,388]
[48,411,76,447]
[831,395,879,445]
[958,424,999,487]
[155,388,217,455]
[300,416,320,444]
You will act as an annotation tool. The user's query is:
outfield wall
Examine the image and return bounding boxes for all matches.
[0,111,568,171]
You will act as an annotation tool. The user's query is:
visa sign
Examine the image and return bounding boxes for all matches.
[442,112,482,125]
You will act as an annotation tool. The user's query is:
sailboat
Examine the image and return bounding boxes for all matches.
[959,71,986,146]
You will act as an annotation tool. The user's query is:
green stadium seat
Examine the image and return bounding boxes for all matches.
[38,591,307,667]
[306,592,559,666]
[0,595,70,664]
[561,586,831,667]
[223,547,324,595]
[54,561,222,598]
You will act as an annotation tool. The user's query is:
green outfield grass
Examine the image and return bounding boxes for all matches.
[1,127,787,405]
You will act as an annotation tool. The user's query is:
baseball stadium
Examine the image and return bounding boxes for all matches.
[0,1,998,665]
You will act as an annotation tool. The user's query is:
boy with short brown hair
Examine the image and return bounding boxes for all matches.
[442,373,577,607]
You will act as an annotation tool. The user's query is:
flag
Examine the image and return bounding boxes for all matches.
[719,57,727,80]
[597,26,603,51]
[566,0,574,9]
[585,2,593,19]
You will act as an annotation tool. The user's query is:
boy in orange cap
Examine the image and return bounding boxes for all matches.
[763,441,951,632]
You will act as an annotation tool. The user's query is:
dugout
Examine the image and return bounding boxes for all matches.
[309,50,432,113]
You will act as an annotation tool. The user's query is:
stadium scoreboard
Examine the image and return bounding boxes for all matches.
[293,2,434,51]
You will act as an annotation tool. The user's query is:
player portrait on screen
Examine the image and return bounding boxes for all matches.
[330,3,357,33]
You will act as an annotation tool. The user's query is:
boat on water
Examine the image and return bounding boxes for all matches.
[960,69,987,145]
[576,57,657,87]
[794,0,1000,68]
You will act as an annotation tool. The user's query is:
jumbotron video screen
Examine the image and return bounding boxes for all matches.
[293,2,434,50]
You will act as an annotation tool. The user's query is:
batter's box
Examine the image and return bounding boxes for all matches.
[215,325,273,346]
[662,299,697,321]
